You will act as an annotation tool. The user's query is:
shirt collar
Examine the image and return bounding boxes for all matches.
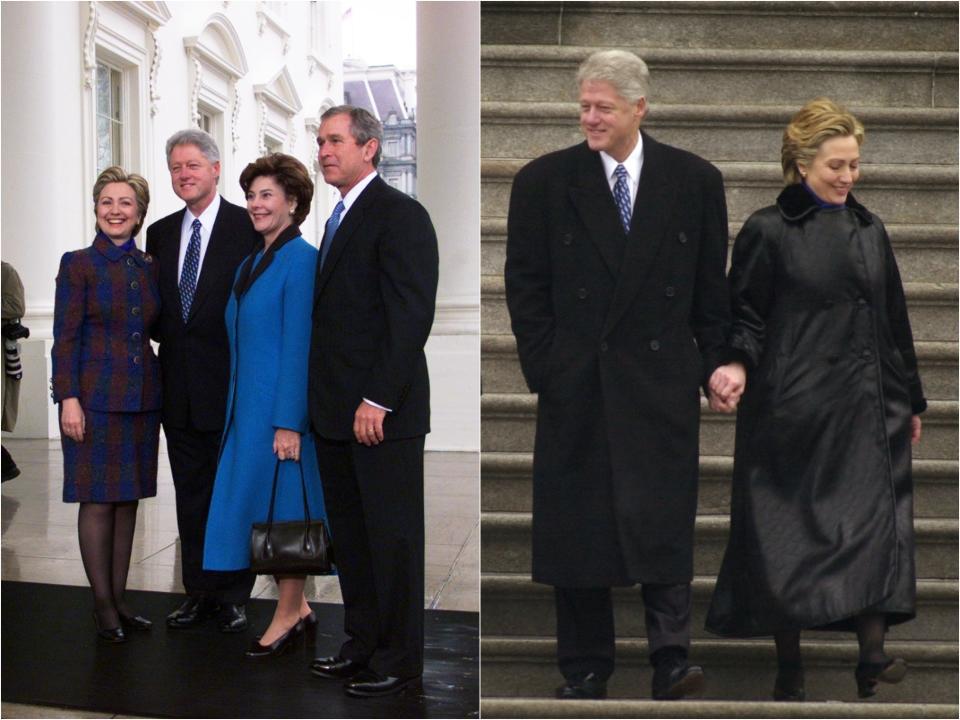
[599,132,643,183]
[187,193,221,228]
[340,171,378,214]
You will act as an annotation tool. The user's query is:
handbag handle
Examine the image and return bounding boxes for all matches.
[264,457,312,527]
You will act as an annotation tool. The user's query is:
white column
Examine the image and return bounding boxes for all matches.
[2,1,86,437]
[416,1,479,452]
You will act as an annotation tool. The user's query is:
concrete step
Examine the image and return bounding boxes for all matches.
[481,697,960,719]
[482,102,960,166]
[480,512,959,580]
[482,220,960,285]
[481,451,959,520]
[481,393,958,461]
[480,574,958,642]
[481,334,959,401]
[481,46,959,108]
[482,274,959,342]
[482,160,959,226]
[481,637,958,704]
[481,1,959,53]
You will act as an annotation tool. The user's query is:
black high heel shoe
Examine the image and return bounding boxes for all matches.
[92,611,127,643]
[118,612,153,631]
[855,657,907,698]
[245,619,304,659]
[773,664,805,701]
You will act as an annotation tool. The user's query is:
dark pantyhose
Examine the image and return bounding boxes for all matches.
[856,613,888,664]
[78,500,139,628]
[774,630,802,668]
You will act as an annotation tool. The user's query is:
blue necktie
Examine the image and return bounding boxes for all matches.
[179,218,201,321]
[613,164,632,234]
[320,200,345,270]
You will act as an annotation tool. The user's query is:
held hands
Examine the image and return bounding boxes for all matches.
[910,415,922,445]
[60,398,86,442]
[708,362,747,414]
[354,402,386,446]
[273,428,301,461]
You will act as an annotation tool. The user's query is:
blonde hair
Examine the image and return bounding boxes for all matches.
[93,166,150,237]
[781,98,864,185]
[576,49,650,104]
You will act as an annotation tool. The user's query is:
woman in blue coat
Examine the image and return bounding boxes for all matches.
[203,153,327,658]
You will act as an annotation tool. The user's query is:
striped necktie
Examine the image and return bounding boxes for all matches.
[179,218,201,321]
[613,164,632,233]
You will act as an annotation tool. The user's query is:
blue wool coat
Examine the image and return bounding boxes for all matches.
[203,230,327,571]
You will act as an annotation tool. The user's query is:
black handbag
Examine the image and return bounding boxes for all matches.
[249,459,334,575]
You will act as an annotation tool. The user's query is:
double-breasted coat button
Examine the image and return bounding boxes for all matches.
[132,356,141,365]
[126,257,135,267]
[577,287,588,299]
[857,297,867,305]
[649,339,661,351]
[862,350,873,360]
[678,232,687,244]
[562,233,573,246]
[665,286,676,297]
[131,306,140,316]
[130,280,140,290]
[600,342,609,353]
[131,332,142,342]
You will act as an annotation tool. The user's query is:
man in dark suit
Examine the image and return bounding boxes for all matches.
[306,106,438,698]
[146,129,258,632]
[505,50,737,700]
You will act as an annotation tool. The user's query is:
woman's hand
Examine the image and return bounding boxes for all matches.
[910,415,922,445]
[708,362,747,413]
[273,428,301,461]
[61,398,85,442]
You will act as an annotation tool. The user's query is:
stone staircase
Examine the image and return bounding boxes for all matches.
[479,2,959,716]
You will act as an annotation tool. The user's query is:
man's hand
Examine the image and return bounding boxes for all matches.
[354,402,387,446]
[273,428,301,461]
[910,415,922,445]
[61,398,85,442]
[708,362,747,414]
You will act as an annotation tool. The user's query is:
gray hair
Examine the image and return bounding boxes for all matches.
[576,50,650,104]
[165,128,221,165]
[321,105,383,168]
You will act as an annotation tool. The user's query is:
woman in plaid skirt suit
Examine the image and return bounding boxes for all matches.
[51,166,161,642]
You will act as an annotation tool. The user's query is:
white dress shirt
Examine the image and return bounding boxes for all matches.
[599,132,644,216]
[177,193,222,283]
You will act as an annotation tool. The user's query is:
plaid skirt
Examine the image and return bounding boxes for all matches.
[61,408,160,503]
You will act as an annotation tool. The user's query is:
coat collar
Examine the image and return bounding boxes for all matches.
[776,182,873,223]
[233,224,301,299]
[92,233,150,266]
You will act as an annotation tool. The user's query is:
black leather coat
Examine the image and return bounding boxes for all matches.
[706,184,926,637]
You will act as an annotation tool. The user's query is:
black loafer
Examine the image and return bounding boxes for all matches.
[856,657,906,698]
[245,620,304,659]
[652,662,705,700]
[344,669,422,698]
[310,655,366,679]
[218,603,248,633]
[118,612,153,631]
[555,672,607,699]
[92,612,127,643]
[166,596,219,629]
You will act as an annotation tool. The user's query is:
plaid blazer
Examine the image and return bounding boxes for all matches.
[52,236,161,411]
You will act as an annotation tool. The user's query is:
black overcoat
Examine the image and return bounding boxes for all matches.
[705,184,926,637]
[504,135,730,587]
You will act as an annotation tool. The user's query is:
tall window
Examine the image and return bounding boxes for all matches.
[96,62,123,172]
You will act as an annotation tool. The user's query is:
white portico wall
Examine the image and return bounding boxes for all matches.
[417,1,480,452]
[2,1,343,438]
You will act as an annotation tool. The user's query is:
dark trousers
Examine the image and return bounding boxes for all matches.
[163,423,254,604]
[555,583,692,682]
[314,434,425,678]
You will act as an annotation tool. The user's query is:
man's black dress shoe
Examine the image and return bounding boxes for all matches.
[245,620,304,659]
[310,655,366,679]
[652,660,705,700]
[856,657,906,698]
[118,612,153,631]
[92,612,127,643]
[218,603,248,633]
[343,669,422,698]
[166,596,219,628]
[555,672,607,699]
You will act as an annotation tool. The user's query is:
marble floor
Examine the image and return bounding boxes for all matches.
[1,437,479,719]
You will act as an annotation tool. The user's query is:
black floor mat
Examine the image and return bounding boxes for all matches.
[1,581,478,718]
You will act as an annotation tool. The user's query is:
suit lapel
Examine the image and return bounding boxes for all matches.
[569,145,625,279]
[313,177,382,304]
[159,210,187,321]
[602,132,674,338]
[188,197,233,322]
